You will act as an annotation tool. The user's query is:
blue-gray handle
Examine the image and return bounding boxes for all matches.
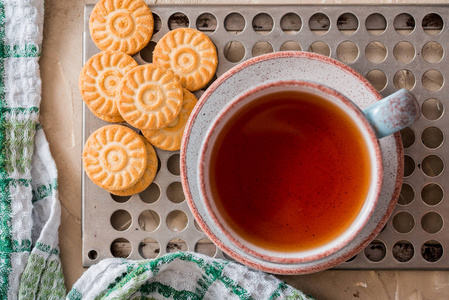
[363,89,420,139]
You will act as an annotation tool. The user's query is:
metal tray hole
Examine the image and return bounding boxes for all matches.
[167,210,188,232]
[393,211,415,234]
[167,182,185,203]
[400,127,415,149]
[280,41,301,52]
[139,238,160,259]
[139,182,161,204]
[422,126,443,149]
[393,240,414,262]
[365,69,387,91]
[398,183,415,206]
[421,240,443,262]
[224,41,245,63]
[87,250,98,260]
[110,194,131,203]
[393,13,415,35]
[337,41,358,63]
[393,42,415,63]
[345,255,357,262]
[166,238,188,253]
[422,13,444,35]
[309,13,330,35]
[252,13,273,35]
[252,41,274,57]
[194,219,202,232]
[422,69,444,92]
[308,41,330,57]
[337,13,358,35]
[224,13,245,34]
[110,210,132,231]
[365,13,386,35]
[139,238,161,259]
[138,210,160,232]
[196,13,217,34]
[168,12,189,30]
[422,98,443,120]
[364,240,386,262]
[280,13,301,34]
[393,69,415,91]
[365,41,387,64]
[111,238,132,258]
[195,238,216,257]
[152,13,162,34]
[167,153,180,175]
[421,211,443,234]
[404,155,415,177]
[421,155,444,177]
[139,41,156,63]
[422,42,444,64]
[421,183,443,206]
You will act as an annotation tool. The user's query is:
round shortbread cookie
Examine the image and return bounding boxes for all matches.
[117,64,183,130]
[91,109,125,123]
[153,28,218,92]
[89,0,154,55]
[142,89,198,151]
[108,138,158,196]
[164,67,181,85]
[79,50,138,119]
[83,125,148,191]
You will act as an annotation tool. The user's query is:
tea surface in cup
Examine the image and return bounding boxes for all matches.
[209,90,372,252]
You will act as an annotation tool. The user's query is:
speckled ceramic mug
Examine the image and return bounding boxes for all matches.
[197,79,419,264]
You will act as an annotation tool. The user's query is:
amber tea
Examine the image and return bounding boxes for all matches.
[209,90,372,252]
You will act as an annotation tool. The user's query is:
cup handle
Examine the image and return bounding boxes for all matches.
[363,89,420,139]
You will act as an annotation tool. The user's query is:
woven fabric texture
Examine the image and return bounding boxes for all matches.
[67,252,314,300]
[0,0,65,298]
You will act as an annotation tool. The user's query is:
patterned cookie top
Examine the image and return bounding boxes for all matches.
[108,138,158,196]
[89,0,154,55]
[79,50,138,119]
[142,89,198,151]
[83,125,147,191]
[164,67,181,85]
[153,28,218,92]
[117,64,183,130]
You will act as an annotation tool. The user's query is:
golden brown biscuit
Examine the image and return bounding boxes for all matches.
[153,28,218,91]
[91,109,125,123]
[142,89,197,151]
[89,0,153,55]
[164,68,181,85]
[108,138,158,196]
[83,125,147,191]
[79,50,138,119]
[117,64,183,130]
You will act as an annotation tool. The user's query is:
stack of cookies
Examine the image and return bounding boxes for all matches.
[80,0,218,195]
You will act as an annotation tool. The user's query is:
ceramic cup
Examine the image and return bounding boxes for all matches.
[197,79,419,264]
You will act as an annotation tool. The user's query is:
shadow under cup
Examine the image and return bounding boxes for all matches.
[198,80,383,263]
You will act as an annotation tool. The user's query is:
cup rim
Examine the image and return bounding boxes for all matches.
[197,79,384,264]
[181,51,404,274]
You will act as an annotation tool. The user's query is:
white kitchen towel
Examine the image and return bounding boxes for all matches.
[67,252,314,300]
[0,0,65,298]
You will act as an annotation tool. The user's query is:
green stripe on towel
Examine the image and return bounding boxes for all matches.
[0,0,12,296]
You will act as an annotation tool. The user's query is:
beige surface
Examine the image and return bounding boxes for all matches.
[43,0,449,298]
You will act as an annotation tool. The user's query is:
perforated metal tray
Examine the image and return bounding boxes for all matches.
[83,4,449,269]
